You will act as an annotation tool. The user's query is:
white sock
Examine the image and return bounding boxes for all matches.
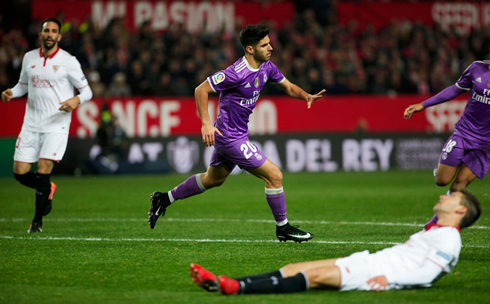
[276,219,288,227]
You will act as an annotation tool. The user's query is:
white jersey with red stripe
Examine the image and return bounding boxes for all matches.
[372,224,461,288]
[17,47,89,134]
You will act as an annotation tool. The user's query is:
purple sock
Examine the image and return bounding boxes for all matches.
[265,188,287,223]
[170,174,205,201]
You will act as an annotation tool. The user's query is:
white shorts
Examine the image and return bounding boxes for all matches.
[14,129,68,163]
[335,250,384,291]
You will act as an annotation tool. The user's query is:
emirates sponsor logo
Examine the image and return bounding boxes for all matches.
[239,90,260,106]
[31,75,54,88]
[471,91,490,105]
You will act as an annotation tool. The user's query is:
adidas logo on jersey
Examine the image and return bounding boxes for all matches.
[245,83,251,88]
[475,77,482,83]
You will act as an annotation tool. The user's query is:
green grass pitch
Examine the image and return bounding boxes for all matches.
[0,171,489,303]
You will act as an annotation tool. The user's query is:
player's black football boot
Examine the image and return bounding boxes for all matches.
[27,222,42,233]
[276,223,314,243]
[148,192,170,229]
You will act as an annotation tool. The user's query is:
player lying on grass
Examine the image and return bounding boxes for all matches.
[190,190,481,295]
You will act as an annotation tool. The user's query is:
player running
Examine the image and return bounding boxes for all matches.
[190,190,481,294]
[404,60,490,226]
[148,24,325,242]
[1,18,93,233]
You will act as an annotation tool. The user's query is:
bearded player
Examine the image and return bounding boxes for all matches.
[1,18,93,233]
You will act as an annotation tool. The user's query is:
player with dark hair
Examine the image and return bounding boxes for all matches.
[1,18,93,233]
[148,24,325,242]
[190,190,481,295]
[404,60,490,226]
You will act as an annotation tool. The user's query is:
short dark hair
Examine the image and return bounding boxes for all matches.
[239,24,269,49]
[41,18,62,32]
[456,189,481,229]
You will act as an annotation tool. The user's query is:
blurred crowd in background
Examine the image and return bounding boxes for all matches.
[1,1,489,98]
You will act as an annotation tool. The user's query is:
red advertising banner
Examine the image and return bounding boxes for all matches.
[31,0,294,33]
[337,2,490,34]
[0,94,469,138]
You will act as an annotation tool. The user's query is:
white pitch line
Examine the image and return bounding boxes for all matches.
[1,218,488,230]
[0,235,487,248]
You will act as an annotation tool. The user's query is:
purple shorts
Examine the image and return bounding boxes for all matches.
[210,137,267,171]
[439,133,490,180]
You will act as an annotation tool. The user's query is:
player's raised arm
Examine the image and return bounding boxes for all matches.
[195,80,222,147]
[275,78,325,109]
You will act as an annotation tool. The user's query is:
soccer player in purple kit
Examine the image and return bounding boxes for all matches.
[148,24,325,242]
[404,60,490,226]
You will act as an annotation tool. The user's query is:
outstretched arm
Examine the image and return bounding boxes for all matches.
[404,84,466,119]
[195,80,222,147]
[275,78,325,109]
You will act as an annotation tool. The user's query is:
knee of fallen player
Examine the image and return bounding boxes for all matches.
[305,266,341,289]
[280,263,301,277]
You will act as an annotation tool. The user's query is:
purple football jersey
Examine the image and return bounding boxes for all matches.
[207,56,285,143]
[454,61,490,143]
